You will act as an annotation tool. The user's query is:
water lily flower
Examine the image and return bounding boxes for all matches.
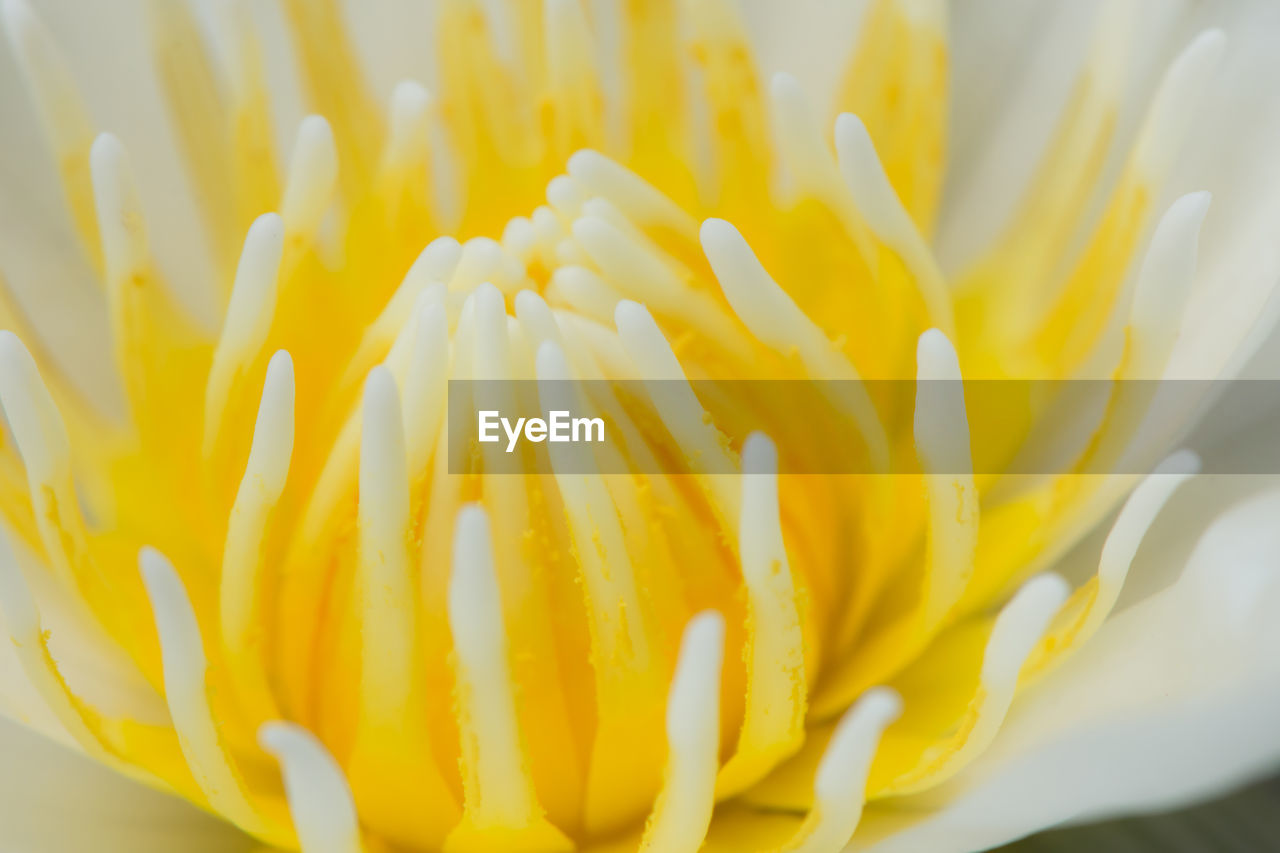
[1,1,1279,852]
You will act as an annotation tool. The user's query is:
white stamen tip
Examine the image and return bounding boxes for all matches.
[770,71,802,102]
[449,504,502,661]
[223,212,284,347]
[814,686,903,803]
[984,573,1070,685]
[281,115,338,238]
[1133,29,1226,182]
[391,79,432,118]
[667,611,726,748]
[535,338,572,382]
[1157,448,1201,478]
[249,351,295,490]
[916,328,961,381]
[0,330,68,482]
[386,79,432,165]
[259,722,363,853]
[741,431,777,477]
[90,133,148,280]
[1130,191,1210,335]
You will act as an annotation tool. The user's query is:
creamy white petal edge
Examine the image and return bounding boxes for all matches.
[0,715,254,852]
[852,484,1280,853]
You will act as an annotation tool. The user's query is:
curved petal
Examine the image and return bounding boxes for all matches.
[851,485,1280,853]
[0,715,254,853]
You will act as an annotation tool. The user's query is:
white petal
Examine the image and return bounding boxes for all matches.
[0,715,252,853]
[855,486,1280,853]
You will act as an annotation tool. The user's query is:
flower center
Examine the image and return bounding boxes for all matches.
[0,0,1232,850]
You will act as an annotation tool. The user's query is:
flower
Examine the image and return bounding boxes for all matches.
[0,0,1279,852]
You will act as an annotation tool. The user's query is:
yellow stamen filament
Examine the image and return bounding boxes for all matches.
[1023,452,1198,680]
[279,116,340,254]
[914,329,978,627]
[545,0,602,162]
[445,505,573,853]
[839,0,948,233]
[220,350,295,722]
[777,688,902,853]
[700,218,888,468]
[835,114,953,336]
[215,0,281,234]
[140,547,288,845]
[567,150,700,241]
[717,434,807,796]
[871,573,1069,796]
[204,213,285,465]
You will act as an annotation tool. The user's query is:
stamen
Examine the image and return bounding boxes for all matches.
[638,611,725,853]
[1124,192,1211,377]
[1131,30,1226,185]
[204,213,285,462]
[281,0,383,193]
[146,0,237,276]
[684,0,769,209]
[838,0,950,231]
[214,0,281,231]
[451,237,531,295]
[90,134,150,290]
[1,0,101,272]
[535,338,663,834]
[401,295,451,477]
[573,215,687,307]
[336,236,456,396]
[547,175,589,223]
[445,505,573,852]
[699,218,889,469]
[768,74,842,206]
[614,300,739,516]
[545,0,601,161]
[384,80,433,174]
[260,722,365,853]
[1074,193,1210,473]
[0,526,116,763]
[534,340,648,664]
[775,688,902,853]
[91,132,206,436]
[567,150,699,241]
[0,332,119,629]
[871,573,1069,795]
[140,547,286,843]
[374,80,434,230]
[1022,451,1198,680]
[280,115,339,252]
[220,350,294,723]
[834,114,954,335]
[348,366,460,848]
[717,433,807,796]
[914,329,977,627]
[355,367,415,735]
[1031,29,1225,372]
[547,265,625,326]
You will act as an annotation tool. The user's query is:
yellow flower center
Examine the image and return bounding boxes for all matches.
[0,0,1228,851]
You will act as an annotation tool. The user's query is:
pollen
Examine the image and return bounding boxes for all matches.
[0,0,1227,851]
